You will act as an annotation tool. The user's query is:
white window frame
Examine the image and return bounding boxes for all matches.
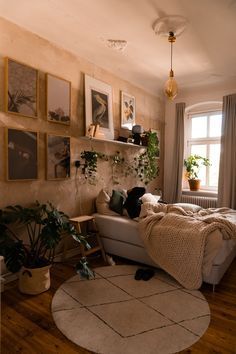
[185,110,222,192]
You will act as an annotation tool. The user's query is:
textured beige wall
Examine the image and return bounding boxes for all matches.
[0,17,165,216]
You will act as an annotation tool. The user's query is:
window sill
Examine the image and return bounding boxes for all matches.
[182,189,217,198]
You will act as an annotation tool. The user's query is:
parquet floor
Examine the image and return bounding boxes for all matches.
[1,257,236,354]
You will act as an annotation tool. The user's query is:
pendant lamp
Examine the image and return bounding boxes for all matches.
[164,31,178,100]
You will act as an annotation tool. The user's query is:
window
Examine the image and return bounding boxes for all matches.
[186,111,222,190]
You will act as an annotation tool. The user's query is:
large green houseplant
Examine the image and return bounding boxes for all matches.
[0,201,92,294]
[184,154,210,191]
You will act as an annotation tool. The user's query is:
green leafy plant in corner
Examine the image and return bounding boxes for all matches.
[184,155,211,180]
[0,202,92,278]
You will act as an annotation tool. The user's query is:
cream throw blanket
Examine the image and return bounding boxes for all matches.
[138,203,236,289]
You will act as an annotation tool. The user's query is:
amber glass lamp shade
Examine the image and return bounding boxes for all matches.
[164,69,178,100]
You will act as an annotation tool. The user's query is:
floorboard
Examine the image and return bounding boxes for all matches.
[1,257,236,354]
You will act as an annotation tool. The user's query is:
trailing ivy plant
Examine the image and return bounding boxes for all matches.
[133,131,159,185]
[110,151,125,184]
[80,150,107,184]
[80,132,159,186]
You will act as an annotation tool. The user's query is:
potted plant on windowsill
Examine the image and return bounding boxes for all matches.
[0,202,92,295]
[184,155,211,191]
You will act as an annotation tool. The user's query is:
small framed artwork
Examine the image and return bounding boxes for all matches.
[46,134,70,180]
[84,74,114,140]
[121,91,135,130]
[6,128,38,181]
[5,58,39,118]
[46,74,71,125]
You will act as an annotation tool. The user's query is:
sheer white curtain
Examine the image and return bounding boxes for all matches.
[218,94,236,209]
[168,102,185,203]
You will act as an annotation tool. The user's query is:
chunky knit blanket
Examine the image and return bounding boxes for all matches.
[138,203,236,289]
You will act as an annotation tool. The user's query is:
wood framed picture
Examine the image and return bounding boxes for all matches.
[5,58,39,118]
[6,128,38,181]
[46,134,70,180]
[46,74,71,125]
[121,91,135,130]
[84,74,114,140]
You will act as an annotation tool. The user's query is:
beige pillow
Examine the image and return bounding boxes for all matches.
[141,193,159,204]
[174,203,202,212]
[96,189,119,216]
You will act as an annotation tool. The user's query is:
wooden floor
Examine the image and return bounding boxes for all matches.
[1,257,236,354]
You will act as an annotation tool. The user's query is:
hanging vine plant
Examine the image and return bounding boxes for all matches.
[80,132,159,186]
[133,131,159,185]
[110,151,125,184]
[80,150,107,184]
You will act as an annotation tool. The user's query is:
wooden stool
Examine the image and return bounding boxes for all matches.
[69,215,106,262]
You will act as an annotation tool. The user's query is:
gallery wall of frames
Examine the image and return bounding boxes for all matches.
[4,56,159,184]
[0,17,165,217]
[5,57,72,181]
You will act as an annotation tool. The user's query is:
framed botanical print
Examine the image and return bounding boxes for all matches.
[84,74,114,140]
[121,91,135,130]
[5,58,39,118]
[6,128,38,181]
[46,134,70,180]
[46,74,71,125]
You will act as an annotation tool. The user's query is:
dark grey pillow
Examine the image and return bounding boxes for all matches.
[109,190,126,215]
[124,187,146,219]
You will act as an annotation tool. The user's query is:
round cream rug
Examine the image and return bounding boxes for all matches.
[52,265,210,354]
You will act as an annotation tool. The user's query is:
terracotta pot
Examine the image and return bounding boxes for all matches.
[19,265,51,295]
[188,179,201,191]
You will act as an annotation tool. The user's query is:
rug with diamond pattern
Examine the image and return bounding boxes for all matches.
[52,265,210,354]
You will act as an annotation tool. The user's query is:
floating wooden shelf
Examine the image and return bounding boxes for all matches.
[79,136,147,149]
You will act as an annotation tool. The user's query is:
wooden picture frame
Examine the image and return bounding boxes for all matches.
[46,134,71,180]
[46,73,71,125]
[121,91,135,130]
[84,74,114,140]
[5,57,39,118]
[6,128,39,181]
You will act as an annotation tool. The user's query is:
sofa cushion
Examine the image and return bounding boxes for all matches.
[96,189,119,216]
[109,190,126,215]
[141,193,160,204]
[124,187,146,219]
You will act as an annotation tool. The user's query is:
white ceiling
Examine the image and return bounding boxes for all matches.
[0,0,236,97]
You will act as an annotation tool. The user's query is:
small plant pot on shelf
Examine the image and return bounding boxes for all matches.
[188,179,201,191]
[19,265,51,295]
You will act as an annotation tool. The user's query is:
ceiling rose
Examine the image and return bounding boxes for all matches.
[153,15,188,37]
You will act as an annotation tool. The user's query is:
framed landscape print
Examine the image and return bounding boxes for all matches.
[46,134,70,180]
[46,74,71,125]
[5,58,39,118]
[121,91,135,130]
[6,128,38,181]
[84,74,114,140]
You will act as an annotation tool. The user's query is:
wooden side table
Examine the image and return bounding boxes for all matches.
[69,215,106,262]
